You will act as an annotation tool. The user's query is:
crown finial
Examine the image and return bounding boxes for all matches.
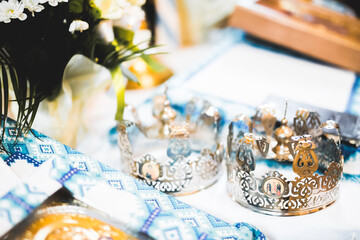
[272,101,294,161]
[151,86,177,138]
[292,136,318,176]
[226,105,343,216]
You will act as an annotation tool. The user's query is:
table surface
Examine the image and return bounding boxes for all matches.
[77,34,360,240]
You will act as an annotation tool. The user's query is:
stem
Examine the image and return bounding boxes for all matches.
[111,66,125,121]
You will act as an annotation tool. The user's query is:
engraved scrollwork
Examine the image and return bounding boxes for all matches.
[239,172,268,208]
[236,144,255,172]
[287,174,322,210]
[120,93,225,195]
[310,187,339,208]
[194,148,219,180]
[128,147,223,194]
[166,161,193,182]
[228,159,342,214]
[132,154,193,193]
[293,108,309,135]
[226,109,343,215]
[321,161,343,191]
[291,176,319,199]
[306,111,321,134]
[293,139,318,177]
[237,171,278,209]
[238,170,254,193]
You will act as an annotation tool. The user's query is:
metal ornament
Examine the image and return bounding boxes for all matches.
[292,138,319,177]
[306,111,321,132]
[227,114,252,157]
[167,123,192,164]
[261,173,289,199]
[262,112,277,137]
[139,155,162,181]
[273,119,294,161]
[288,134,311,158]
[293,108,310,135]
[236,143,255,172]
[226,106,343,216]
[315,120,342,169]
[256,137,270,158]
[253,104,276,137]
[158,99,177,137]
[119,92,223,195]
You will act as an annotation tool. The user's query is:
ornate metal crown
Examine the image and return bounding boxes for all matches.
[226,104,343,216]
[118,89,223,195]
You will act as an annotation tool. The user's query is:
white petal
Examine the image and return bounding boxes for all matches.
[18,13,27,21]
[48,0,58,6]
[35,5,45,12]
[69,20,89,33]
[69,26,75,33]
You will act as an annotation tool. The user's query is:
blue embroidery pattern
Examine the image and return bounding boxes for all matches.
[0,119,267,239]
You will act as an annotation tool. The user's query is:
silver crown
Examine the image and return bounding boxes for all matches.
[226,104,343,216]
[118,88,223,195]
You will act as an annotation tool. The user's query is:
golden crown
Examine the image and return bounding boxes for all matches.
[226,104,343,216]
[118,88,223,195]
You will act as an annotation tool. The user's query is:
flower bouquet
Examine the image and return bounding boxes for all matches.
[0,0,156,149]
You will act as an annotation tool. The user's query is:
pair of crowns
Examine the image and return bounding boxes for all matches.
[118,91,343,216]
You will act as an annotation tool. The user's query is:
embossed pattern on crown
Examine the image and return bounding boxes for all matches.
[226,105,343,216]
[118,90,224,195]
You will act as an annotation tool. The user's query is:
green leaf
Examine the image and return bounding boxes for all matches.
[128,43,168,72]
[111,66,125,121]
[120,64,139,84]
[89,0,102,19]
[69,0,84,14]
[141,54,167,72]
[113,26,134,46]
[0,47,43,153]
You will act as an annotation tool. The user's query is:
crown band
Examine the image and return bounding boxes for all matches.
[118,92,223,195]
[226,106,343,216]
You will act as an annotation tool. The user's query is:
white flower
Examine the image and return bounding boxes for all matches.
[97,20,115,42]
[0,0,27,23]
[128,0,145,6]
[23,0,45,17]
[69,20,89,33]
[113,4,144,30]
[94,0,124,20]
[93,0,145,29]
[39,0,68,7]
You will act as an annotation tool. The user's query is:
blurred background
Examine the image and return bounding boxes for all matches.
[124,0,360,110]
